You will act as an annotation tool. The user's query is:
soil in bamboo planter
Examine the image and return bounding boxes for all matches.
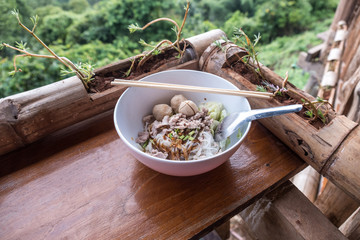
[91,43,195,93]
[229,60,330,129]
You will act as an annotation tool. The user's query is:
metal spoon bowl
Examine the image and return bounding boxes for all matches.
[215,104,303,142]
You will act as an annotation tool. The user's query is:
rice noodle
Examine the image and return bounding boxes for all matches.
[136,101,225,161]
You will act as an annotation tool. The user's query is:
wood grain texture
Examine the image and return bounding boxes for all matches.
[339,207,360,239]
[291,166,320,202]
[0,111,305,240]
[340,8,360,81]
[321,0,358,62]
[315,181,359,227]
[240,181,347,240]
[0,76,126,156]
[325,125,360,201]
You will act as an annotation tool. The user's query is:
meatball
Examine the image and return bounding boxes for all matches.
[178,100,198,117]
[170,94,187,112]
[152,104,172,121]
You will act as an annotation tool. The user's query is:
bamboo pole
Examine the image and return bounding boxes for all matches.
[318,21,347,105]
[320,0,358,62]
[200,41,360,201]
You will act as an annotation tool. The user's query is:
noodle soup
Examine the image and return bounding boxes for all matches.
[136,95,227,161]
[114,70,251,176]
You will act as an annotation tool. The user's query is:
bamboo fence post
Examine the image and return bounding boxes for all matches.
[200,41,360,201]
[320,0,358,62]
[318,21,347,105]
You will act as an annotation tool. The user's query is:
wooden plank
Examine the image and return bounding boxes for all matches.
[297,51,324,77]
[291,166,320,202]
[339,207,360,239]
[0,111,305,239]
[336,61,360,116]
[240,181,347,240]
[306,43,325,61]
[340,9,360,81]
[315,181,359,227]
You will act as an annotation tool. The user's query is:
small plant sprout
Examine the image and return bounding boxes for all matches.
[2,9,94,89]
[257,71,332,124]
[127,0,190,76]
[256,85,267,92]
[300,96,332,123]
[233,28,264,79]
[214,40,225,52]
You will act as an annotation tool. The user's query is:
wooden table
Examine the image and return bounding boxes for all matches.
[0,110,305,239]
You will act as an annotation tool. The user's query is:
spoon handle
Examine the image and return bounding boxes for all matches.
[244,104,303,121]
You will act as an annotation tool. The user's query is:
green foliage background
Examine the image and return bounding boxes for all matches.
[0,0,339,98]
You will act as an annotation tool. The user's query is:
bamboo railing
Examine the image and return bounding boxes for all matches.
[200,40,360,202]
[0,29,226,156]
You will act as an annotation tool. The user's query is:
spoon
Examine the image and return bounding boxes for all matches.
[214,104,303,142]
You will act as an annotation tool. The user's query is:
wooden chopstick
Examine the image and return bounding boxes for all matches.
[111,79,273,99]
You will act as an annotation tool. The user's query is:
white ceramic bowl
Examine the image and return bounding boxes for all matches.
[114,70,251,176]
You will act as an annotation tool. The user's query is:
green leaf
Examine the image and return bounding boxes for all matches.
[256,85,267,92]
[213,40,225,52]
[316,96,324,102]
[237,129,243,139]
[142,140,149,149]
[30,15,39,26]
[138,38,147,46]
[60,67,74,76]
[225,137,231,148]
[221,35,229,42]
[15,41,27,51]
[254,33,261,46]
[152,49,161,55]
[128,23,141,33]
[304,110,313,118]
[318,109,326,123]
[9,70,16,77]
[171,26,178,35]
[11,9,20,18]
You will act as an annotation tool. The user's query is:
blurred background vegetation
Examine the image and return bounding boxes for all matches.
[0,0,339,98]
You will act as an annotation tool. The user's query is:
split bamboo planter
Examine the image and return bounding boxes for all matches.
[200,41,360,202]
[0,29,226,156]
